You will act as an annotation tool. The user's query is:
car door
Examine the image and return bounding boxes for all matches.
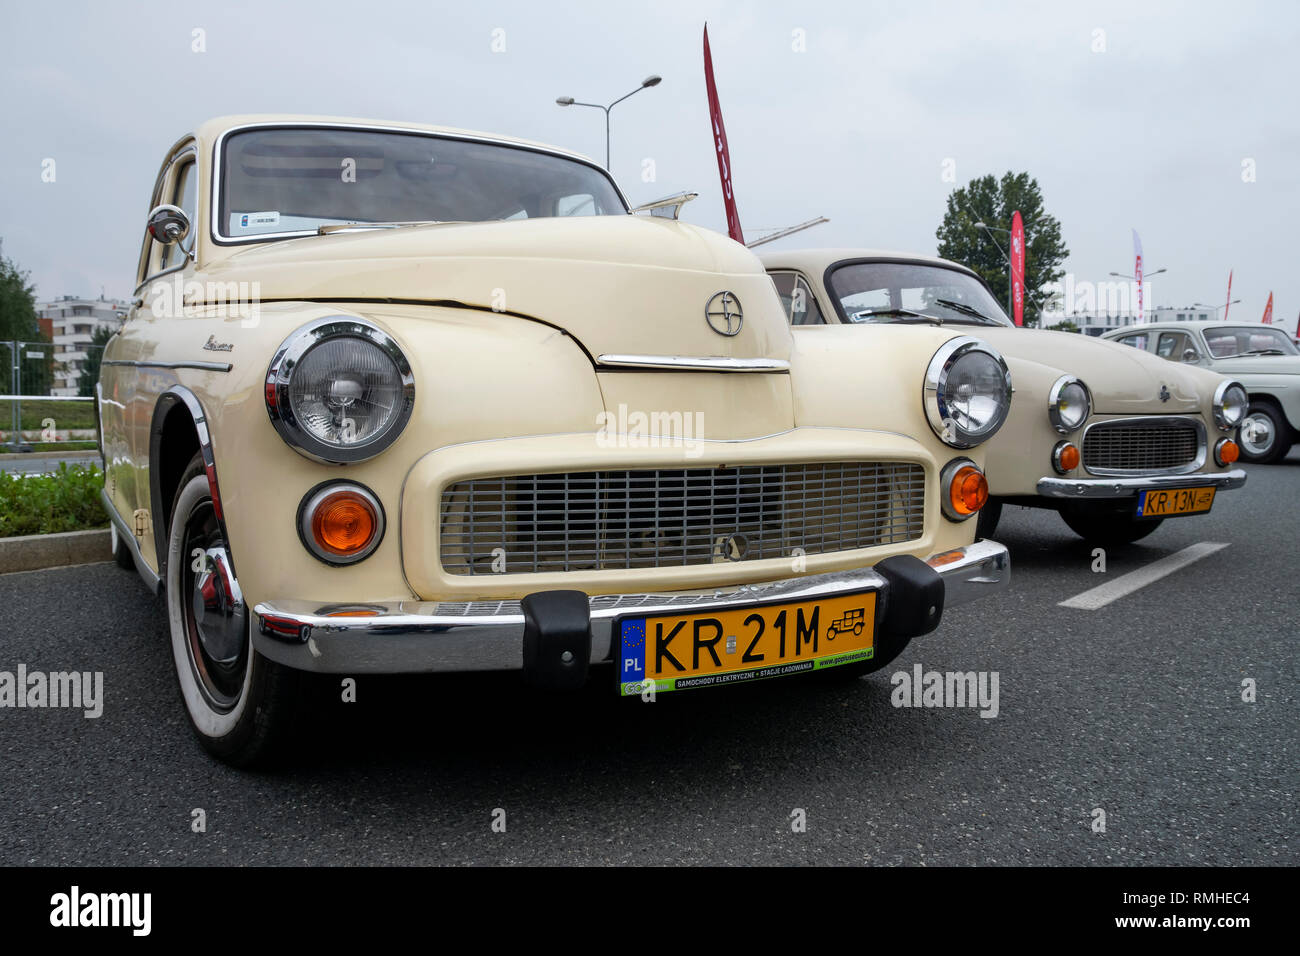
[104,142,198,564]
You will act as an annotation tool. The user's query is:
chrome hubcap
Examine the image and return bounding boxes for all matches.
[1240,413,1274,456]
[181,501,248,712]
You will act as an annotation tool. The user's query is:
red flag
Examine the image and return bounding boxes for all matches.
[1132,229,1144,322]
[1261,292,1274,324]
[1010,210,1025,326]
[703,25,743,244]
[1224,269,1233,320]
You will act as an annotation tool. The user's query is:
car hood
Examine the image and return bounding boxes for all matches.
[973,327,1206,413]
[205,215,791,363]
[1209,354,1300,377]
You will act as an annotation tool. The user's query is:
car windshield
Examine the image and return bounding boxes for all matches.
[217,126,627,240]
[827,262,1014,327]
[1202,326,1299,358]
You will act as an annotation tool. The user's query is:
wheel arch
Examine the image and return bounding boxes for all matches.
[149,386,231,585]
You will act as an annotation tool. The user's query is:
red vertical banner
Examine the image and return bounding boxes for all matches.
[1010,210,1025,326]
[703,24,743,244]
[1225,269,1233,320]
[1132,229,1144,322]
[1261,292,1274,324]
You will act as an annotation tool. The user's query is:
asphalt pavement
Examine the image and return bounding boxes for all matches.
[0,452,1295,866]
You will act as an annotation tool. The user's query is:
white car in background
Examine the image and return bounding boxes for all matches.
[1103,320,1300,463]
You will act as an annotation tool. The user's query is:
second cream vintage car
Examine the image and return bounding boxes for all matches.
[100,116,1012,765]
[1103,319,1300,464]
[761,249,1249,546]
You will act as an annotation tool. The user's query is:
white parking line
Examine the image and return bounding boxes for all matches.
[1058,541,1231,610]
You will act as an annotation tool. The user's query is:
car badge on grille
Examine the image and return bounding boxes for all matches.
[1159,385,1171,402]
[705,291,743,336]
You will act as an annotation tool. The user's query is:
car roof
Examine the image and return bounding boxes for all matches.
[758,247,980,281]
[1101,320,1283,337]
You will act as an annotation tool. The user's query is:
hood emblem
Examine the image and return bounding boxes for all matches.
[1159,384,1171,403]
[705,291,743,337]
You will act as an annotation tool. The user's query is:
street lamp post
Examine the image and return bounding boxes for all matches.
[972,221,1016,321]
[1108,267,1166,323]
[556,75,662,171]
[1194,300,1240,319]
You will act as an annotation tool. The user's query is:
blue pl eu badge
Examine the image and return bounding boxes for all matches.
[620,618,646,683]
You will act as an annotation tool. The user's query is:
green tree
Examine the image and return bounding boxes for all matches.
[0,245,50,396]
[78,324,114,397]
[935,172,1069,327]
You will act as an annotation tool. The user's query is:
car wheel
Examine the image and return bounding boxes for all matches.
[110,522,135,570]
[166,455,303,766]
[1238,402,1291,464]
[975,498,1003,540]
[1059,504,1163,546]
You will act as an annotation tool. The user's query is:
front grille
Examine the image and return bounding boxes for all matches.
[1082,418,1202,473]
[439,461,926,575]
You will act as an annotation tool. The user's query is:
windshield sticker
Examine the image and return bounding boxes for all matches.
[232,211,280,231]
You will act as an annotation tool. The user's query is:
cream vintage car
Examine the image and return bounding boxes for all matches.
[100,116,1011,766]
[760,250,1249,545]
[1102,320,1300,464]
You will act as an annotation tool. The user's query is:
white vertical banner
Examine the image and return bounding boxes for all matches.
[1132,229,1144,323]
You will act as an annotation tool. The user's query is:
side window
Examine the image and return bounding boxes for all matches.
[767,272,826,326]
[1157,331,1197,361]
[790,276,825,326]
[160,160,197,270]
[1115,333,1149,351]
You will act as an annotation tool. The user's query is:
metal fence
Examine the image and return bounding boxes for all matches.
[0,340,103,453]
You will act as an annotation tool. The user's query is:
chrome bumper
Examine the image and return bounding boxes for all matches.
[1036,469,1247,500]
[252,540,1009,675]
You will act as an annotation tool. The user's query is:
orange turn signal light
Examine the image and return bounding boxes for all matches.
[948,465,989,517]
[1052,441,1080,474]
[311,490,379,557]
[1215,438,1239,466]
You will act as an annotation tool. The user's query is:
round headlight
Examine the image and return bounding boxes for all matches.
[1047,375,1091,434]
[1214,380,1248,430]
[923,337,1013,448]
[266,317,415,463]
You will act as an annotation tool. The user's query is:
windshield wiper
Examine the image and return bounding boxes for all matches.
[932,298,1002,325]
[317,220,455,235]
[849,308,943,325]
[1244,348,1287,356]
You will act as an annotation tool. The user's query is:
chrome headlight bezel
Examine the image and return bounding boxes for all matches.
[266,317,415,464]
[1213,380,1248,431]
[923,336,1013,449]
[1047,375,1092,434]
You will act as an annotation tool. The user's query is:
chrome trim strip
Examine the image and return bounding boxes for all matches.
[596,353,790,372]
[1036,469,1247,499]
[1081,415,1206,477]
[101,488,161,594]
[209,121,632,247]
[250,542,1010,674]
[103,359,233,372]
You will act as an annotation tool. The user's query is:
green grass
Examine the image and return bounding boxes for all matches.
[0,462,108,538]
[0,398,97,431]
[24,442,99,453]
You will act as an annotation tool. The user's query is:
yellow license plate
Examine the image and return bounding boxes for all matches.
[1136,486,1216,518]
[618,591,877,695]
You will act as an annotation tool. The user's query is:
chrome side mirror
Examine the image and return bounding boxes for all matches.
[147,204,194,261]
[1182,348,1201,363]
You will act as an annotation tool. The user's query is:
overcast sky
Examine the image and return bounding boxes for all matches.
[1,0,1296,325]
